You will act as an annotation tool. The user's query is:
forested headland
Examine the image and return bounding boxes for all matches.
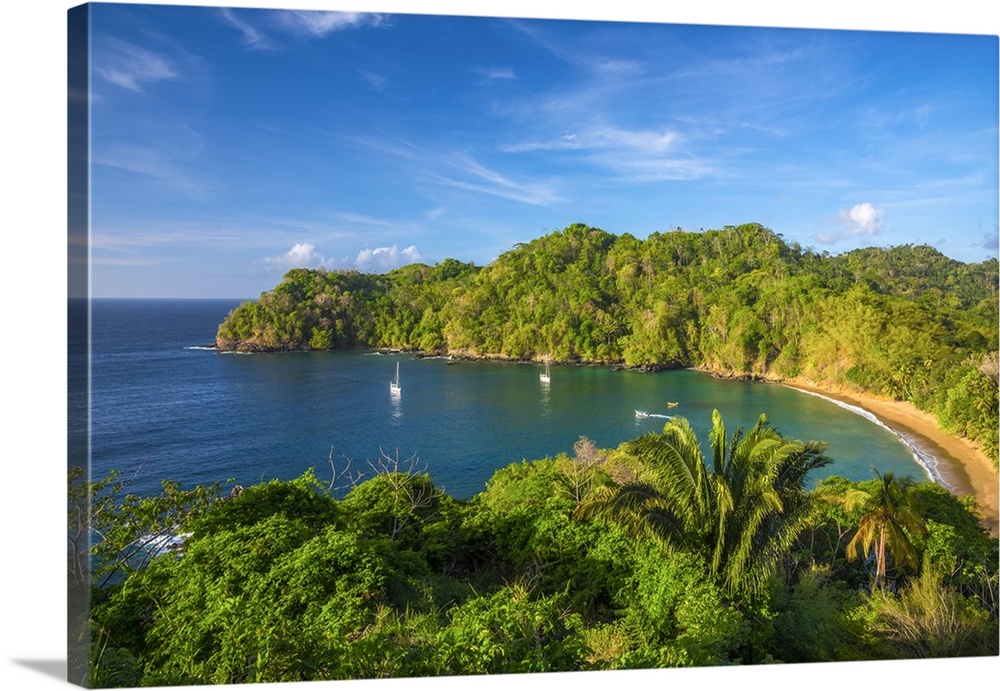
[216,223,999,467]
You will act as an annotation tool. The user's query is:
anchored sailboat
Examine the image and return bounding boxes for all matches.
[390,362,401,395]
[539,360,551,384]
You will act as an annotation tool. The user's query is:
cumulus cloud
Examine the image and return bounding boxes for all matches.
[265,243,328,270]
[354,245,423,273]
[816,202,887,244]
[839,202,885,236]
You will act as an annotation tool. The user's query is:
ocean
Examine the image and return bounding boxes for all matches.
[80,298,938,500]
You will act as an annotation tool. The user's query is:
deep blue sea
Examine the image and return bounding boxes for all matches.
[83,299,940,500]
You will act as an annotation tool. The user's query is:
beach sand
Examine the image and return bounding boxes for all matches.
[784,380,999,536]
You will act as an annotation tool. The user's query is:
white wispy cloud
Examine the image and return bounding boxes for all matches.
[92,215,376,259]
[357,69,390,92]
[90,255,160,267]
[354,245,423,273]
[593,58,644,75]
[327,211,398,228]
[94,144,167,175]
[93,37,177,92]
[219,8,385,49]
[599,154,714,182]
[507,19,645,76]
[91,121,209,197]
[505,126,680,154]
[91,223,244,252]
[584,128,712,182]
[502,125,710,182]
[274,10,385,37]
[339,132,426,161]
[435,154,563,206]
[340,131,562,205]
[217,8,276,50]
[471,66,518,81]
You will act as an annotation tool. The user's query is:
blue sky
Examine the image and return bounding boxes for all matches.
[85,2,999,298]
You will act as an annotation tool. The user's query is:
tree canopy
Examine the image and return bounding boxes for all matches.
[76,416,998,686]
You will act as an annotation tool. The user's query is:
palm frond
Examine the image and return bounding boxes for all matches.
[709,409,727,477]
[574,409,831,601]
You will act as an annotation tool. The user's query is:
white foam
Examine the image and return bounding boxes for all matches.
[133,530,192,558]
[635,410,673,419]
[789,387,945,487]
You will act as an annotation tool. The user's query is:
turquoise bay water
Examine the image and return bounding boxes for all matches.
[87,299,934,500]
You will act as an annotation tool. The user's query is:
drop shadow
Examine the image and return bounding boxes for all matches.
[10,658,67,682]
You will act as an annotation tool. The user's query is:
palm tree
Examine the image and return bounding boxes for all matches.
[575,409,830,599]
[842,469,926,589]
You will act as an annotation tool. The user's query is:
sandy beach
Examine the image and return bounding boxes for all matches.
[783,380,999,535]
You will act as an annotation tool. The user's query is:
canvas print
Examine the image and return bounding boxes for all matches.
[67,2,999,688]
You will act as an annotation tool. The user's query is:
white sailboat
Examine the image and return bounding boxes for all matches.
[539,360,551,384]
[390,362,401,396]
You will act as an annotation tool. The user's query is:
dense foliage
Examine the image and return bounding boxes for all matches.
[75,412,998,687]
[216,223,999,465]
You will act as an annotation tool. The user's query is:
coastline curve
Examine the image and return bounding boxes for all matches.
[787,386,944,487]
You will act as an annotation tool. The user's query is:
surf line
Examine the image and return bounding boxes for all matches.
[785,386,946,488]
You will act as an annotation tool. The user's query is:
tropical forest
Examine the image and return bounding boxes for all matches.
[73,223,999,686]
